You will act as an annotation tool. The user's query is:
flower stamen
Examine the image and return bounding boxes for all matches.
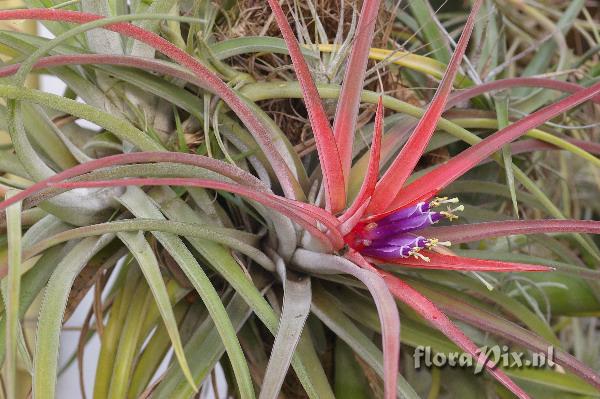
[440,204,464,221]
[425,238,452,250]
[349,198,461,262]
[425,238,438,248]
[430,196,459,207]
[408,248,430,262]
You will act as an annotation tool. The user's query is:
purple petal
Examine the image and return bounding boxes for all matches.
[364,213,439,240]
[361,245,413,259]
[362,234,428,259]
[370,234,426,249]
[381,201,430,222]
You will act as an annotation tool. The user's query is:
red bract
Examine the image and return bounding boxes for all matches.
[339,97,384,226]
[3,4,600,399]
[266,0,346,213]
[333,0,382,186]
[366,0,483,215]
[389,77,600,211]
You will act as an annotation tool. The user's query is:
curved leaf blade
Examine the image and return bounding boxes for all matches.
[333,0,382,185]
[266,0,345,213]
[116,231,197,392]
[260,260,312,399]
[368,0,483,214]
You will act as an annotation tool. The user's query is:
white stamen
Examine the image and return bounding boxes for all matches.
[411,251,430,262]
[449,204,464,213]
[427,214,440,224]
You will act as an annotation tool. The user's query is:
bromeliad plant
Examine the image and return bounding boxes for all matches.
[1,0,600,398]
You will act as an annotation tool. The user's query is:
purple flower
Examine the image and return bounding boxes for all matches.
[350,197,461,260]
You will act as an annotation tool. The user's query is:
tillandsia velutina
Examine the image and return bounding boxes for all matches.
[1,1,600,399]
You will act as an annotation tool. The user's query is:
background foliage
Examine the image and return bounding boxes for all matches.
[0,0,599,398]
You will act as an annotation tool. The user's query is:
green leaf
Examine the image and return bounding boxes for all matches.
[507,368,600,397]
[94,261,142,398]
[154,292,253,397]
[0,217,71,366]
[334,339,372,399]
[117,187,256,399]
[513,0,585,110]
[34,235,112,399]
[422,270,560,346]
[210,36,320,60]
[0,85,162,152]
[151,187,335,398]
[116,230,197,392]
[21,104,78,170]
[408,0,450,63]
[127,301,189,398]
[3,190,24,398]
[81,0,124,54]
[260,263,312,399]
[494,91,519,217]
[106,274,153,398]
[507,272,600,316]
[328,284,458,354]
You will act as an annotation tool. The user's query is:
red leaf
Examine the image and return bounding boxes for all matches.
[0,54,200,81]
[350,78,600,201]
[6,176,343,249]
[266,0,345,213]
[367,0,483,215]
[0,152,268,212]
[347,251,531,398]
[390,78,600,209]
[372,252,551,272]
[509,138,600,157]
[366,77,600,179]
[379,271,531,399]
[339,97,384,226]
[447,77,600,109]
[332,0,382,187]
[427,219,600,244]
[0,9,300,199]
[415,280,600,392]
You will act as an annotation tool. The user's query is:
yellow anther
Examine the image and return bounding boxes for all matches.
[431,197,459,207]
[430,197,447,207]
[425,238,438,248]
[440,211,459,221]
[440,205,464,221]
[425,238,452,249]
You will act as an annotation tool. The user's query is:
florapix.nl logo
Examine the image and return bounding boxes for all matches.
[413,345,556,374]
